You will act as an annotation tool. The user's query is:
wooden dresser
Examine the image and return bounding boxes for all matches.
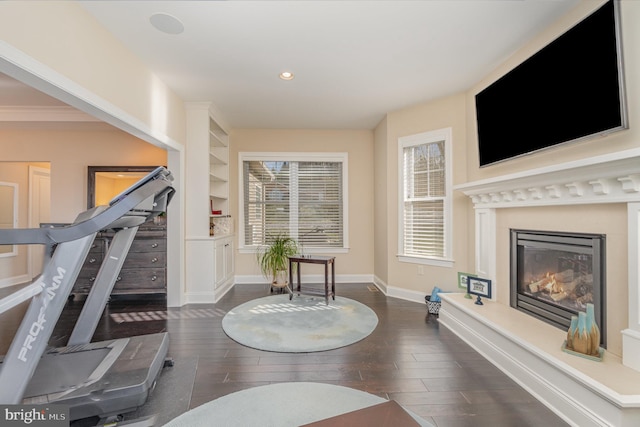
[72,223,167,298]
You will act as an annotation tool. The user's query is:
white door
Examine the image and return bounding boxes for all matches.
[29,166,51,279]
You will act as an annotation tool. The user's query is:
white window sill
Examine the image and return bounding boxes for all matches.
[397,255,454,268]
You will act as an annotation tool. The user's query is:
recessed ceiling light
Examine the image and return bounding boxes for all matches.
[150,13,184,35]
[279,71,295,81]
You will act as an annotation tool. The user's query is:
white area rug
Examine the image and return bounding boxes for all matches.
[163,382,433,427]
[221,294,378,352]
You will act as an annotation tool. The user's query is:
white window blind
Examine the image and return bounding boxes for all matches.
[243,157,344,248]
[399,128,452,263]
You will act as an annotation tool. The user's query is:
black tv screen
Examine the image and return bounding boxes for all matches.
[475,0,627,167]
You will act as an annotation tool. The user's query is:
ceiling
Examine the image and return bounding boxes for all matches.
[1,0,580,131]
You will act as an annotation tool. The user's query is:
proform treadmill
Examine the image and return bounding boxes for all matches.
[0,167,175,423]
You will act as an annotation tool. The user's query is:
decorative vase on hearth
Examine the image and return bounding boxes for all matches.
[572,311,589,355]
[586,303,601,357]
[566,315,578,350]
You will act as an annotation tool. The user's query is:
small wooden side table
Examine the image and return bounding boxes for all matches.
[288,255,336,305]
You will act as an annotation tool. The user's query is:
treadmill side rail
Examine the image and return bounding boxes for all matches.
[0,166,175,423]
[0,231,97,403]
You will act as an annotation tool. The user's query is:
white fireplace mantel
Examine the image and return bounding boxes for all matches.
[454,148,640,209]
[443,148,640,426]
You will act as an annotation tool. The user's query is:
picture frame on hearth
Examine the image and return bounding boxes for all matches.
[457,272,474,290]
[467,276,491,299]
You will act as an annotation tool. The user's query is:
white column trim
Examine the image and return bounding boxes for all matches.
[623,203,640,370]
[475,208,496,300]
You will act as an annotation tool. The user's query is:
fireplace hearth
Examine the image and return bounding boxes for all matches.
[510,229,606,347]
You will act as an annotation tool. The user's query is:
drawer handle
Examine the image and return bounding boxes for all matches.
[151,243,158,248]
[116,276,122,282]
[151,257,158,263]
[88,258,96,264]
[151,275,157,281]
[89,277,96,282]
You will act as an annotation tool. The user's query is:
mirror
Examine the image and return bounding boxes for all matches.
[87,166,160,209]
[0,182,18,257]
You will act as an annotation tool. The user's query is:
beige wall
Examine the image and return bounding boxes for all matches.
[0,163,35,283]
[457,0,640,358]
[465,0,640,181]
[230,129,374,279]
[371,0,640,302]
[375,93,470,296]
[0,1,186,148]
[0,129,167,223]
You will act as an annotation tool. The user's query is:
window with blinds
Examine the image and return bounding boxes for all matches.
[242,155,345,249]
[399,129,452,264]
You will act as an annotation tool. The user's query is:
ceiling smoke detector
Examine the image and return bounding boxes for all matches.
[150,13,184,35]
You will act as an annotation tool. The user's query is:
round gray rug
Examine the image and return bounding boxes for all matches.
[221,294,378,352]
[163,382,433,427]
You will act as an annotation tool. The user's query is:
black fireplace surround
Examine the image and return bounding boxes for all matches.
[510,229,606,347]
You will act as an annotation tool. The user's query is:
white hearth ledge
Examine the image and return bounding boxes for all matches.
[439,293,640,427]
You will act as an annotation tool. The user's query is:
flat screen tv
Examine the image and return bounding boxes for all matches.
[475,0,627,167]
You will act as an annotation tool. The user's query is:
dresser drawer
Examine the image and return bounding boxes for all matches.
[129,238,166,253]
[71,226,167,297]
[122,251,166,268]
[113,269,166,291]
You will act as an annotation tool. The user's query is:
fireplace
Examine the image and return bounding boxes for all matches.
[510,229,606,347]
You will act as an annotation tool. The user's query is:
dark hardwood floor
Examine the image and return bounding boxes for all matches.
[49,283,568,426]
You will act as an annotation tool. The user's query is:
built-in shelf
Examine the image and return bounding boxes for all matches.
[209,128,228,148]
[209,172,227,182]
[208,115,229,217]
[210,192,227,200]
[209,150,228,165]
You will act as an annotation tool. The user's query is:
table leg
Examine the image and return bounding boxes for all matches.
[324,263,329,305]
[296,261,301,292]
[331,260,335,300]
[288,259,294,300]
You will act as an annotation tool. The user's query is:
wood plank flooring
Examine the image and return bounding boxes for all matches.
[50,283,569,426]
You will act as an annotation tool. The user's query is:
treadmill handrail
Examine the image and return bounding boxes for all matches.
[0,167,174,246]
[0,167,175,406]
[0,282,43,315]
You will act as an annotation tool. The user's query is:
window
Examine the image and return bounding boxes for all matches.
[240,153,347,252]
[398,128,452,267]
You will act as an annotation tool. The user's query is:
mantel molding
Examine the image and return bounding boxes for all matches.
[455,148,640,208]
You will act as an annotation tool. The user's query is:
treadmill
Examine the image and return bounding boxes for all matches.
[0,167,175,424]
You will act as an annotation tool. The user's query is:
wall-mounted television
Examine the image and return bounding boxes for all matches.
[475,0,627,167]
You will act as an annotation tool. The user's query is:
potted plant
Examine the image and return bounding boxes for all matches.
[257,234,299,288]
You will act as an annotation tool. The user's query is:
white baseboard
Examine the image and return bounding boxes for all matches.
[184,291,216,304]
[213,278,234,303]
[385,285,425,304]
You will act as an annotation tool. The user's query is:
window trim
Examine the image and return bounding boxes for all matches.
[397,128,453,267]
[238,152,349,253]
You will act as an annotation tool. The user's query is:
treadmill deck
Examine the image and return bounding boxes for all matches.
[23,332,170,421]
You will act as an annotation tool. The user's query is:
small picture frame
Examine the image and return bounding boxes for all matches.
[457,272,474,290]
[467,276,492,305]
